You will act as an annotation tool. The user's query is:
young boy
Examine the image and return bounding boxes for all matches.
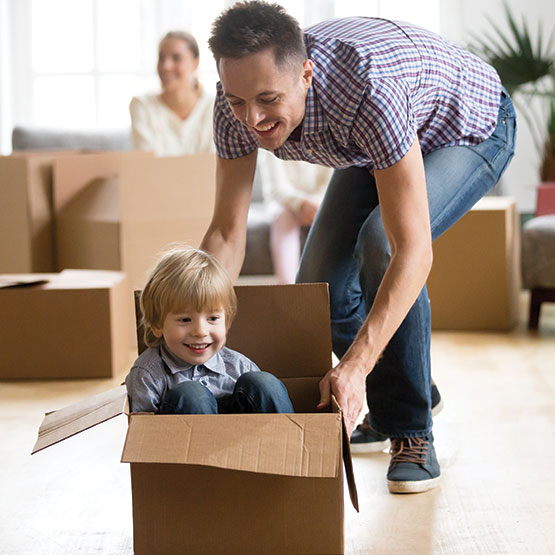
[125,246,294,414]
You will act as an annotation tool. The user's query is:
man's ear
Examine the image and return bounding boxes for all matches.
[152,327,163,339]
[302,59,313,90]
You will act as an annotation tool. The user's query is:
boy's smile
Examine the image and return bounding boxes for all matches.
[153,308,227,365]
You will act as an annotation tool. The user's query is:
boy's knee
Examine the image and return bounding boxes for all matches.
[161,381,217,414]
[236,371,282,392]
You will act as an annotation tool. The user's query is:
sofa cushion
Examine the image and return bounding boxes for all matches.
[12,126,132,152]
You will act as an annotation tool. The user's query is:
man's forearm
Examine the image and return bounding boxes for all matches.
[201,226,246,282]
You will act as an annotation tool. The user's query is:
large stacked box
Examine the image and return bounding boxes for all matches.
[0,269,133,379]
[53,152,216,290]
[0,151,77,273]
[427,197,521,330]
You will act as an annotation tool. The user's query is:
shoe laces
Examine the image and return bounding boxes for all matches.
[390,437,429,464]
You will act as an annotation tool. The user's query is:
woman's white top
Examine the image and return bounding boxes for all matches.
[129,89,214,156]
[257,149,332,213]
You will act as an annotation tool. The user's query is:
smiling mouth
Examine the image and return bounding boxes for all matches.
[253,122,279,135]
[186,343,211,353]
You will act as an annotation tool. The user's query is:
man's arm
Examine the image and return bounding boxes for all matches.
[201,151,258,280]
[318,138,433,433]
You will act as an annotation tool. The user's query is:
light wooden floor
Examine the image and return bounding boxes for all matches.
[1,292,554,555]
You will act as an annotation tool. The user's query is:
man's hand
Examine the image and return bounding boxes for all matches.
[317,360,367,435]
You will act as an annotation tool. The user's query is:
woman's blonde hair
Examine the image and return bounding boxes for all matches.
[140,246,236,348]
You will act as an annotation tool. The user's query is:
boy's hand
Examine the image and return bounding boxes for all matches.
[317,361,367,435]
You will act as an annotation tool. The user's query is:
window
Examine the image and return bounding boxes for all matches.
[2,0,439,150]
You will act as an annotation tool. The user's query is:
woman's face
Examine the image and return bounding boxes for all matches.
[157,38,199,93]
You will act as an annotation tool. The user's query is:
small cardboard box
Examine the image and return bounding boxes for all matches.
[0,150,79,274]
[54,152,216,290]
[0,269,133,379]
[427,197,520,330]
[32,283,358,554]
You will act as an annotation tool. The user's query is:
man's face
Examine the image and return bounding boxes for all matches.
[218,49,313,150]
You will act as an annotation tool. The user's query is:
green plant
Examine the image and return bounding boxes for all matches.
[468,1,555,181]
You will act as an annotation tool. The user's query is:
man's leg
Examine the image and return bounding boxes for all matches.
[372,90,516,492]
[297,166,379,355]
[159,381,218,414]
[298,91,516,492]
[231,371,294,413]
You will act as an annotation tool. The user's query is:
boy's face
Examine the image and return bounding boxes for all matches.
[153,308,227,365]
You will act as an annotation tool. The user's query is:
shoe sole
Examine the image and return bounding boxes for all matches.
[387,475,441,494]
[431,398,444,418]
[349,438,390,453]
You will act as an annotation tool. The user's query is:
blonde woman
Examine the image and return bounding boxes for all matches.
[130,31,214,156]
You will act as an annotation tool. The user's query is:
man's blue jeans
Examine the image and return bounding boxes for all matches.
[159,371,294,414]
[297,90,516,438]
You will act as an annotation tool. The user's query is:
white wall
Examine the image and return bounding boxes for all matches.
[440,0,554,212]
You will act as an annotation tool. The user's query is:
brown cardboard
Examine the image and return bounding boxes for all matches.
[32,283,357,554]
[427,197,521,330]
[0,269,133,379]
[0,151,79,274]
[32,385,128,453]
[54,152,216,290]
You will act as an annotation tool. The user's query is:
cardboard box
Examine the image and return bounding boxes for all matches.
[427,197,520,330]
[54,152,216,290]
[32,283,358,554]
[0,151,79,273]
[0,269,133,379]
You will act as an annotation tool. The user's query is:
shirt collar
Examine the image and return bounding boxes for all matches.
[159,342,227,375]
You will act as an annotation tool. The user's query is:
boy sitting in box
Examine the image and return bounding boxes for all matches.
[126,246,294,414]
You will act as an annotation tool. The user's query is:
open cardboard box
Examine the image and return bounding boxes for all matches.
[53,151,216,291]
[32,283,358,555]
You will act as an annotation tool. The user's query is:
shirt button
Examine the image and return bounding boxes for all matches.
[306,148,313,155]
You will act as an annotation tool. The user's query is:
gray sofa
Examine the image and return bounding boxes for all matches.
[11,125,275,276]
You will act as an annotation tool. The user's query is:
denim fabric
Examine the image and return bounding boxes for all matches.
[159,371,294,414]
[296,90,516,437]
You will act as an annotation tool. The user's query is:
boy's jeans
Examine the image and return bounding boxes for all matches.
[159,371,294,414]
[297,90,516,438]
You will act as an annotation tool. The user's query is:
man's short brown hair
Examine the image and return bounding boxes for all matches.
[208,1,307,68]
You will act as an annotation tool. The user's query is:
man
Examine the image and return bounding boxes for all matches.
[201,1,516,493]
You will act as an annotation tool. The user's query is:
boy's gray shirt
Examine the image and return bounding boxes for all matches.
[125,343,260,413]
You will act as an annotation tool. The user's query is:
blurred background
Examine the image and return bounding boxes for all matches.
[1,0,554,213]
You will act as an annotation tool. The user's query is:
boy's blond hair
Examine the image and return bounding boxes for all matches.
[140,246,237,348]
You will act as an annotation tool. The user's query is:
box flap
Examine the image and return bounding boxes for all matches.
[31,385,127,454]
[331,396,360,512]
[227,283,333,379]
[121,413,341,478]
[0,275,51,288]
[0,270,125,291]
